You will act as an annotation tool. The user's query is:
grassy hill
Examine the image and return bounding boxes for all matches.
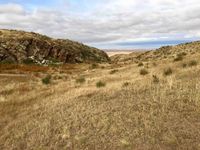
[111,41,200,64]
[0,41,200,149]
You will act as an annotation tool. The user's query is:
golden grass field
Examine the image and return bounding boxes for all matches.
[106,51,134,57]
[1,51,200,149]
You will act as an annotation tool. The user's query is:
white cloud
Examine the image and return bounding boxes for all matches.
[0,1,200,48]
[0,3,24,14]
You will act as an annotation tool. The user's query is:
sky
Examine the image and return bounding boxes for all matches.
[0,0,200,49]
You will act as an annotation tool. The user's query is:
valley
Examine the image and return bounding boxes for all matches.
[1,40,200,149]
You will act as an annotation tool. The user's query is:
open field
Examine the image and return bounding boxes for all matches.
[106,51,134,57]
[1,51,200,149]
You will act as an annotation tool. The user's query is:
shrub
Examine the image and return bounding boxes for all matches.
[152,75,159,83]
[110,69,118,74]
[138,62,144,67]
[140,68,149,75]
[76,76,86,84]
[174,55,183,62]
[42,75,51,85]
[163,67,173,76]
[89,63,98,69]
[96,81,106,88]
[182,63,187,68]
[122,82,130,87]
[23,58,35,65]
[0,59,15,64]
[188,60,198,67]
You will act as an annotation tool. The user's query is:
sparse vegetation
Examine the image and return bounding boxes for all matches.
[1,40,200,149]
[140,68,149,75]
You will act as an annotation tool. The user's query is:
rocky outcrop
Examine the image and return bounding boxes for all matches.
[0,29,110,64]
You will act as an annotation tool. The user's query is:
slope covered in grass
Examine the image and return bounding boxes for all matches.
[0,49,200,149]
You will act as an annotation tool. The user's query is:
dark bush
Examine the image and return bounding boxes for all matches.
[89,63,98,69]
[96,81,106,88]
[110,69,118,74]
[163,67,173,76]
[23,58,35,65]
[140,68,149,75]
[188,60,198,67]
[76,76,86,84]
[174,55,183,62]
[138,62,144,67]
[42,75,51,85]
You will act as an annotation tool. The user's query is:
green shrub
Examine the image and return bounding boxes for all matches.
[23,58,35,65]
[96,81,106,88]
[89,63,98,69]
[0,59,15,64]
[42,75,51,85]
[76,76,86,84]
[140,68,149,75]
[188,60,198,67]
[110,69,118,74]
[163,67,173,76]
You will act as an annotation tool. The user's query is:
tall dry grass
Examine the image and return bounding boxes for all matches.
[0,56,200,149]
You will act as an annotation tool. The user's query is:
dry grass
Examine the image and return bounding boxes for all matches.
[0,54,200,149]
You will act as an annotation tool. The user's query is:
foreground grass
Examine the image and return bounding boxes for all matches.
[0,58,200,149]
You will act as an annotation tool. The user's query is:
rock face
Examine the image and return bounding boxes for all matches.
[0,29,110,64]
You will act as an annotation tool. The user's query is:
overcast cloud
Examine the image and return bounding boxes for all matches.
[0,0,200,49]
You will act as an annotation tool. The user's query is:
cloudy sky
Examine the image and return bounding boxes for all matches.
[0,0,200,49]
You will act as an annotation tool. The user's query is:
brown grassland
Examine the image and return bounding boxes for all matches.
[1,52,200,149]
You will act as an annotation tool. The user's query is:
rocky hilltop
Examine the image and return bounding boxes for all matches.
[0,29,110,64]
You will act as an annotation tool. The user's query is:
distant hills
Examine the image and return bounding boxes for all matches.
[111,41,200,63]
[0,29,110,64]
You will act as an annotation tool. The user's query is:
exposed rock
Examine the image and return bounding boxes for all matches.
[0,29,110,64]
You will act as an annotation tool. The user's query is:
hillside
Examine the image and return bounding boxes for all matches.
[111,41,200,64]
[1,40,200,149]
[0,29,110,64]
